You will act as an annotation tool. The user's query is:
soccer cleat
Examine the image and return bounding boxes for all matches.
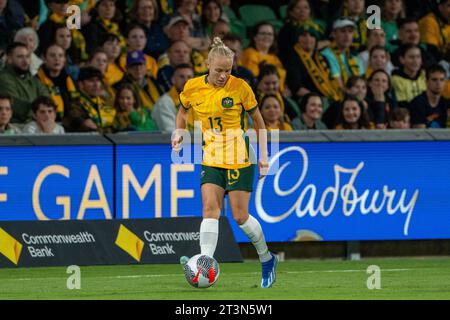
[179,255,190,266]
[260,253,278,288]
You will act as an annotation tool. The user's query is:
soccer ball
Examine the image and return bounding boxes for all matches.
[183,254,220,288]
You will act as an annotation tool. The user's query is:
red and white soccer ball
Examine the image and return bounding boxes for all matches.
[183,254,220,288]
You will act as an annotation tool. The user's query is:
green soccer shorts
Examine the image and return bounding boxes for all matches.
[200,164,255,192]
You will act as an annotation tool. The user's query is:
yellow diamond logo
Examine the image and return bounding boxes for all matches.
[0,228,22,265]
[115,224,144,262]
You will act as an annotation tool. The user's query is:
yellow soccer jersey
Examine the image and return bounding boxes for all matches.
[180,75,258,169]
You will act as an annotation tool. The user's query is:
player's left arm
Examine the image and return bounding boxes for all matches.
[249,108,269,179]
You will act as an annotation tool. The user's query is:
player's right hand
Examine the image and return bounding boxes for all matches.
[258,160,269,179]
[171,132,183,153]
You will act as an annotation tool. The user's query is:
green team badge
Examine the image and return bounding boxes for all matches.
[221,97,234,108]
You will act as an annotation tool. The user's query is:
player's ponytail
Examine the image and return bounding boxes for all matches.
[208,37,234,63]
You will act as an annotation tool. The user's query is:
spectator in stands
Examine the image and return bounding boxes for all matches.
[409,64,449,128]
[322,76,368,128]
[222,33,256,88]
[88,49,108,77]
[163,15,190,45]
[335,95,374,129]
[114,50,163,112]
[17,0,38,26]
[366,45,394,78]
[161,16,208,74]
[217,0,236,21]
[419,0,450,62]
[38,0,88,63]
[87,48,116,106]
[340,0,367,52]
[52,24,80,80]
[291,92,327,130]
[14,27,42,76]
[256,64,300,121]
[165,0,210,52]
[152,63,194,131]
[380,0,405,53]
[391,17,437,69]
[242,22,287,93]
[358,28,394,74]
[211,19,230,40]
[101,33,123,86]
[37,43,79,121]
[278,0,327,66]
[367,69,397,129]
[0,42,50,123]
[0,93,21,134]
[75,0,95,27]
[347,76,368,107]
[157,40,191,91]
[201,0,223,38]
[82,0,126,54]
[113,83,158,132]
[0,0,25,52]
[172,0,204,38]
[389,107,411,129]
[391,44,427,108]
[63,67,116,133]
[129,0,168,59]
[286,25,343,106]
[321,17,364,92]
[257,94,293,131]
[22,96,65,134]
[118,24,159,79]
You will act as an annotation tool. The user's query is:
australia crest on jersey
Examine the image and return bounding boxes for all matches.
[221,97,234,108]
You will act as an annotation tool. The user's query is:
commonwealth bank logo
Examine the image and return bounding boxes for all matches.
[115,224,144,262]
[0,228,22,265]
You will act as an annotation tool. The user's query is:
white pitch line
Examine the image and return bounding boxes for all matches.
[2,268,413,282]
[288,268,412,274]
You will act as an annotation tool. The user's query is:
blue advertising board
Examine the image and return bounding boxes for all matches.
[0,146,114,221]
[1,141,450,242]
[116,141,450,242]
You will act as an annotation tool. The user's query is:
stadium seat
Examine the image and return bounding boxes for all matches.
[223,5,238,21]
[238,4,281,28]
[223,6,247,39]
[279,5,288,20]
[230,20,247,39]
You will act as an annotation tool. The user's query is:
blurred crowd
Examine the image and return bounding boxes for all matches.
[0,0,449,135]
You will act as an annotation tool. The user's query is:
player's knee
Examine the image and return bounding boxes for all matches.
[202,205,220,218]
[232,211,249,225]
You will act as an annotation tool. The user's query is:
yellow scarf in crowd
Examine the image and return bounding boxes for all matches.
[79,93,116,129]
[70,0,96,11]
[291,18,325,37]
[132,76,162,111]
[37,68,78,118]
[330,43,361,85]
[97,17,127,51]
[294,44,343,102]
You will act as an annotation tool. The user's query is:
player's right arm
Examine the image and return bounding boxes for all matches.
[172,80,193,151]
[172,106,188,151]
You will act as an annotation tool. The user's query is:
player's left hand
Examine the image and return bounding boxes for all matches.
[258,160,269,179]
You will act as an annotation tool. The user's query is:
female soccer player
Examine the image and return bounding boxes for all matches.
[172,37,277,288]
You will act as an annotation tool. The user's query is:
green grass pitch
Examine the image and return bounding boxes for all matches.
[0,257,449,299]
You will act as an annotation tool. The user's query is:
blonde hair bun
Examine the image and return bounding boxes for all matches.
[212,37,224,48]
[208,37,234,63]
